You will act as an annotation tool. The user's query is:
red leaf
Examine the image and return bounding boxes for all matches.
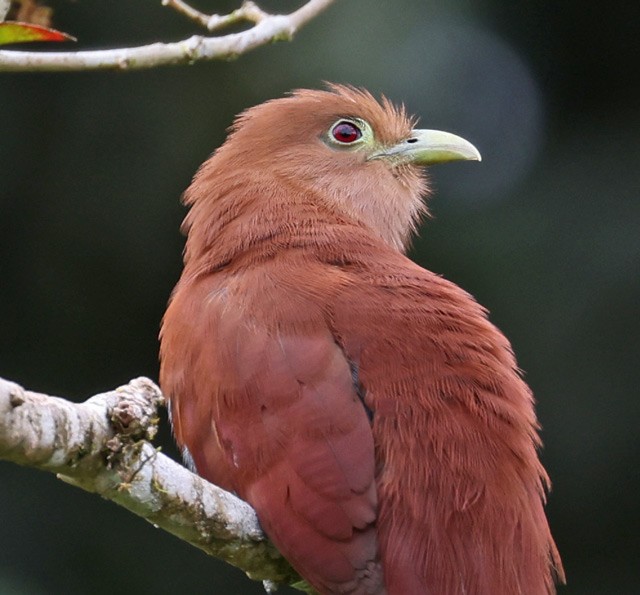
[0,21,75,46]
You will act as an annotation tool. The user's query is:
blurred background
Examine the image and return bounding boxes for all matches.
[1,0,638,593]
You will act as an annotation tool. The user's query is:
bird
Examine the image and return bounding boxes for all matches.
[159,84,564,594]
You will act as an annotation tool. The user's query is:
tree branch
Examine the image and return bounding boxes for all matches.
[0,376,305,592]
[0,0,336,72]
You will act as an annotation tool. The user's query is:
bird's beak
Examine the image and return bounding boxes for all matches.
[369,129,481,165]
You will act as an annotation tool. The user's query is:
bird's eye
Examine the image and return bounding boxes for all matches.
[331,121,362,144]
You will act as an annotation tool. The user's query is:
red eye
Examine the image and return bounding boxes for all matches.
[331,121,362,143]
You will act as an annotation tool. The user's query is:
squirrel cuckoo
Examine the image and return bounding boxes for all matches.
[160,85,564,594]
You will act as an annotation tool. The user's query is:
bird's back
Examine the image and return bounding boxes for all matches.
[161,217,562,594]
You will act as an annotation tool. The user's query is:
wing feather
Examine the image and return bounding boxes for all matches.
[161,270,383,594]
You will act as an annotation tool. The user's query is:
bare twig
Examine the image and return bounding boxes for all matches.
[0,0,336,72]
[163,0,269,32]
[0,376,302,590]
[162,0,213,28]
[0,0,10,22]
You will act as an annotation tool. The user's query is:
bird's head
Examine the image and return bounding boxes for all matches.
[189,84,480,251]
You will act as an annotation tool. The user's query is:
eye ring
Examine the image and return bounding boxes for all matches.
[331,120,362,144]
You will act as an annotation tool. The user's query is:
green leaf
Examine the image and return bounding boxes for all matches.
[0,21,75,46]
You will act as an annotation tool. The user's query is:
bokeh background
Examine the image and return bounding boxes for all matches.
[1,0,638,593]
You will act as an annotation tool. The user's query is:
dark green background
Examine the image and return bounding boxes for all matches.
[1,1,638,593]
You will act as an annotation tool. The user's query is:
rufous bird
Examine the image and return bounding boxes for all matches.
[160,85,564,594]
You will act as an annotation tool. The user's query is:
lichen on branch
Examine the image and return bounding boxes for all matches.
[0,376,303,590]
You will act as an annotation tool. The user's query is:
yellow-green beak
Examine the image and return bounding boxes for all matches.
[370,129,481,165]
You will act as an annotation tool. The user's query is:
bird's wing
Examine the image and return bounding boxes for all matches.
[162,271,383,594]
[325,249,562,594]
